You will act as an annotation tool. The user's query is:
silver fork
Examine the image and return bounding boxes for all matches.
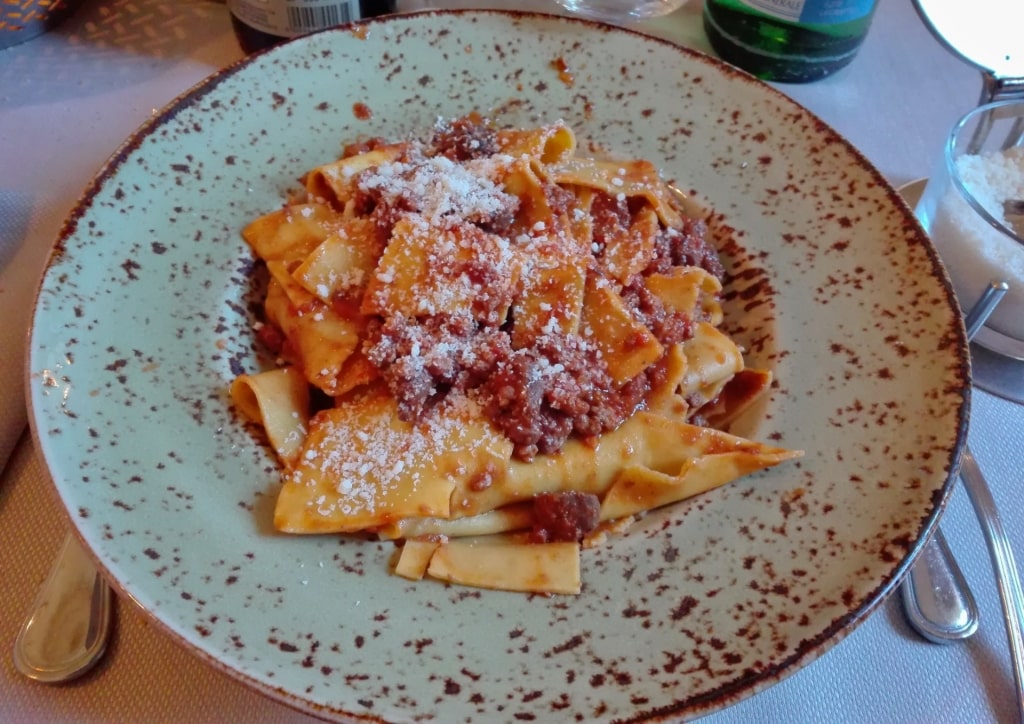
[900,280,1024,721]
[958,446,1024,720]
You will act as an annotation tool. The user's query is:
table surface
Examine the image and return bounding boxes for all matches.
[2,1,1023,722]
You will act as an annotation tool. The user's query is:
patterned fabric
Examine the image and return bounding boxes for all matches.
[0,191,36,473]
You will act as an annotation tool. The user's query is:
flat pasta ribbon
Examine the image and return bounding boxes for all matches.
[231,116,802,595]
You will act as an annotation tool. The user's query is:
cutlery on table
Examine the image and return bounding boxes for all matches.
[958,446,1024,721]
[13,531,111,682]
[900,280,1006,642]
[901,279,1024,720]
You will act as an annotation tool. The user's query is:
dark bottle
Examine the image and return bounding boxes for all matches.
[227,0,394,55]
[703,0,878,83]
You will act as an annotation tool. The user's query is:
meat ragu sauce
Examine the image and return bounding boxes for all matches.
[294,118,724,463]
[531,491,601,544]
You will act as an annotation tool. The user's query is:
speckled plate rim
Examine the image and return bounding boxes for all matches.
[26,10,971,723]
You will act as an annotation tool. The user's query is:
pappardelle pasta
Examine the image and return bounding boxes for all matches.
[231,115,801,595]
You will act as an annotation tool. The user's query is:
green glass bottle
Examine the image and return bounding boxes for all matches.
[703,0,879,83]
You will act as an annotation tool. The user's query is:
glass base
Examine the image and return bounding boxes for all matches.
[974,325,1024,361]
[552,0,685,23]
[971,342,1024,404]
[900,178,1024,404]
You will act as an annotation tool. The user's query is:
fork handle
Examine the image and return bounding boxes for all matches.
[960,446,1024,723]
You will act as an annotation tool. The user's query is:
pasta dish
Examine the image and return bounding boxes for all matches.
[231,115,801,595]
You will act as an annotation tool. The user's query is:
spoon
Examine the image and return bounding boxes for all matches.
[13,532,111,682]
[899,280,1007,642]
[900,527,978,643]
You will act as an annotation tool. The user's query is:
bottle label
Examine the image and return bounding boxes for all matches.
[227,0,362,38]
[739,0,874,25]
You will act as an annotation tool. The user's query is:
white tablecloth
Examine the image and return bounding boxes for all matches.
[2,0,1022,721]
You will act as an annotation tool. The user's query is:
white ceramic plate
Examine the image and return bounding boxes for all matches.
[28,11,969,722]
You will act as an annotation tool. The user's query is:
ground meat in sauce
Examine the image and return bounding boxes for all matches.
[480,335,602,459]
[543,180,577,219]
[646,217,724,279]
[265,119,727,462]
[530,491,601,543]
[366,316,658,460]
[430,116,499,161]
[364,314,510,420]
[341,136,390,159]
[620,279,695,345]
[352,155,519,247]
[365,192,414,248]
[590,192,631,251]
[256,323,286,356]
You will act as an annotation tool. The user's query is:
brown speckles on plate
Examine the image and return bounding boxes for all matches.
[26,9,968,724]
